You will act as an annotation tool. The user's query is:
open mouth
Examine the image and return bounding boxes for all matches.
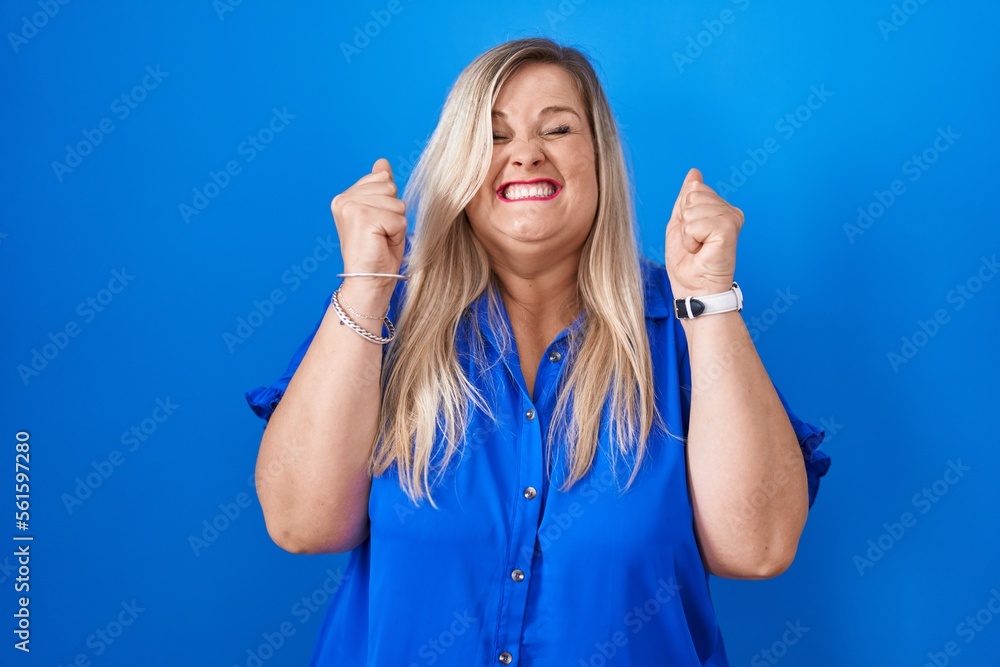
[496,178,562,202]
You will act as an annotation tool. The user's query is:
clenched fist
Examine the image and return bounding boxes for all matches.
[330,158,408,282]
[665,167,744,298]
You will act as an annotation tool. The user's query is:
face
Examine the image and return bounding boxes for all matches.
[464,62,599,263]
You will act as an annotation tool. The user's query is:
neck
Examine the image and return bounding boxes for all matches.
[489,245,583,332]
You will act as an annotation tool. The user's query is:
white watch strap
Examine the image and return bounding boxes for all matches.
[674,282,743,319]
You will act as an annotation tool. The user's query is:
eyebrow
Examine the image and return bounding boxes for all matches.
[491,105,581,120]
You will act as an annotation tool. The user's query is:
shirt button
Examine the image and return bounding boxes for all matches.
[511,569,525,582]
[548,350,562,362]
[525,409,535,421]
[523,486,537,500]
[499,652,513,664]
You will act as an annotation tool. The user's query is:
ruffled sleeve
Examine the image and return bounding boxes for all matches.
[774,386,831,509]
[676,348,832,508]
[245,238,412,425]
[244,301,327,423]
[664,282,830,507]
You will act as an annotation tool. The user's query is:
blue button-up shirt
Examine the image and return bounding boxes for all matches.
[246,257,831,667]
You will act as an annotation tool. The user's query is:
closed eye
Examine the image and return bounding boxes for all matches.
[492,125,572,142]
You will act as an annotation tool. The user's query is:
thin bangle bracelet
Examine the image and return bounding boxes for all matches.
[337,272,409,281]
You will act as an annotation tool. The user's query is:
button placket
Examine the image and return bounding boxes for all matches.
[494,394,542,664]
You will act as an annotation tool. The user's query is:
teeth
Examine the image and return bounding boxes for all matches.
[503,182,556,200]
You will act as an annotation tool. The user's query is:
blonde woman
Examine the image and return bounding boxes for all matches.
[247,37,830,667]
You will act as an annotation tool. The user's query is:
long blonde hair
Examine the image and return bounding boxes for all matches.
[371,38,662,506]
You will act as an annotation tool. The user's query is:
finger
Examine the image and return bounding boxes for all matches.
[340,193,407,216]
[683,186,725,208]
[671,167,705,220]
[678,220,703,254]
[683,167,703,188]
[354,170,395,189]
[680,208,742,240]
[350,179,399,197]
[682,215,737,252]
[364,203,408,247]
[679,203,736,222]
[371,157,394,182]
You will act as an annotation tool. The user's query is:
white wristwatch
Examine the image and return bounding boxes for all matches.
[674,282,743,319]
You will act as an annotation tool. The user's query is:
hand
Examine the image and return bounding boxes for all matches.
[330,158,407,280]
[664,167,744,297]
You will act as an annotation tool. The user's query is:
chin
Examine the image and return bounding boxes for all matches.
[504,219,559,244]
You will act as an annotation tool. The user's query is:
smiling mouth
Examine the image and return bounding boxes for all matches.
[497,178,562,202]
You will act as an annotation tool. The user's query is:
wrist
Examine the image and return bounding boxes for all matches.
[673,281,742,321]
[336,283,394,328]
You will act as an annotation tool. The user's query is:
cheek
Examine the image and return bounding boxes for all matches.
[469,182,493,216]
[568,151,598,209]
[467,159,504,217]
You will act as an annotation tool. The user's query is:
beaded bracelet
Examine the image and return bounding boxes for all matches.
[330,286,396,345]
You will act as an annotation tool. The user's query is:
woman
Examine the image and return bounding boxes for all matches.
[247,37,830,666]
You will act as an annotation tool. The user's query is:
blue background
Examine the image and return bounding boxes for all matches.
[3,1,998,665]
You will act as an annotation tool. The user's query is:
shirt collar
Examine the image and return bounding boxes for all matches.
[465,257,674,344]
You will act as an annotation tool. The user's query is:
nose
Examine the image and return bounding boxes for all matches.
[508,137,545,169]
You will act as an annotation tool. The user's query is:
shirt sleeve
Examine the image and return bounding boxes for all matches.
[773,385,831,509]
[244,298,327,424]
[245,238,412,425]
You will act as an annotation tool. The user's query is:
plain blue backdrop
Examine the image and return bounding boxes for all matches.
[3,1,999,665]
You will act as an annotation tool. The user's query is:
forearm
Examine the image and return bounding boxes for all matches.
[255,283,391,554]
[680,310,808,579]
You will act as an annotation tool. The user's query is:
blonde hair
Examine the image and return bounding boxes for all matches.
[371,38,662,506]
